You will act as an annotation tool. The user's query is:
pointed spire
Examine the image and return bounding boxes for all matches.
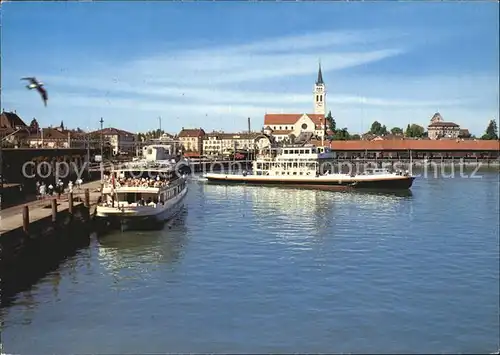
[316,60,324,85]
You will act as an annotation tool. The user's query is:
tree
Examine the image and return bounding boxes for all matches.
[369,121,387,136]
[405,124,425,138]
[331,128,350,140]
[137,129,166,142]
[325,110,336,133]
[481,119,499,140]
[390,127,403,135]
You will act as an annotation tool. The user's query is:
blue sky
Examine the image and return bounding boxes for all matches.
[1,1,498,135]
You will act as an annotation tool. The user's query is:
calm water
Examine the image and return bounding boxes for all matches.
[1,171,499,354]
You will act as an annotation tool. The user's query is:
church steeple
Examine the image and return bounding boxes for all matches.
[316,62,324,85]
[313,61,326,115]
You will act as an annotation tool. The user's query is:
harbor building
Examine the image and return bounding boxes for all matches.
[202,131,260,157]
[178,128,206,156]
[427,112,463,140]
[89,127,137,156]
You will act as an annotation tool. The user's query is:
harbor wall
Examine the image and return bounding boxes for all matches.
[1,148,102,193]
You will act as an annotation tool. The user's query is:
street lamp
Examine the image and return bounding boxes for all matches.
[99,117,104,159]
[86,127,91,180]
[99,118,104,187]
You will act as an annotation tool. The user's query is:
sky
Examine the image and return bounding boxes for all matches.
[1,2,498,136]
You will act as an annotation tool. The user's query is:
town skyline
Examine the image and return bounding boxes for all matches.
[1,2,498,136]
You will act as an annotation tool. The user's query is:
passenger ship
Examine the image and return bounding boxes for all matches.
[95,146,188,230]
[204,144,415,190]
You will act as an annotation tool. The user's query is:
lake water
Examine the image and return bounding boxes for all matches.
[1,170,499,354]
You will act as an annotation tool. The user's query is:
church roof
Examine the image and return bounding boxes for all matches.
[264,113,325,128]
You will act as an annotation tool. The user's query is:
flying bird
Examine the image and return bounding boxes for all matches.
[21,77,48,106]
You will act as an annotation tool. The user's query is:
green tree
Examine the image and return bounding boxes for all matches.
[481,119,499,140]
[369,121,387,136]
[325,110,336,133]
[350,134,361,140]
[405,124,425,138]
[390,127,403,135]
[137,129,166,141]
[331,128,350,140]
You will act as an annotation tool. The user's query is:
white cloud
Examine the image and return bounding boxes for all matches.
[2,29,497,135]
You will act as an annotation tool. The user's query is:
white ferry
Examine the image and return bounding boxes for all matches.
[203,144,415,190]
[95,146,188,230]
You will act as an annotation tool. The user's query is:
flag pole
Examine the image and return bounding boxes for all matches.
[321,116,325,147]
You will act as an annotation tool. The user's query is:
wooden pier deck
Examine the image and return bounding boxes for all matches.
[0,180,103,235]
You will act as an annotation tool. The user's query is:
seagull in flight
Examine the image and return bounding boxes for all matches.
[21,77,48,106]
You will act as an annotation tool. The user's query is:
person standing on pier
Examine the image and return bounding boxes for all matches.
[48,183,54,196]
[57,179,64,198]
[39,182,46,199]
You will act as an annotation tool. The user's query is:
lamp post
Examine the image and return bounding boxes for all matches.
[86,127,91,180]
[99,118,104,187]
[99,117,104,159]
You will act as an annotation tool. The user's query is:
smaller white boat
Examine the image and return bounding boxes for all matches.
[96,157,188,230]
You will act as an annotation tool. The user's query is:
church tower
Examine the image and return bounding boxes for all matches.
[313,62,326,115]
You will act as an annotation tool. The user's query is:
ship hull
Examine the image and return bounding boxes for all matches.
[204,174,415,190]
[95,186,188,231]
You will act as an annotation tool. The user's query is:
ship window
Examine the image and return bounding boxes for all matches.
[128,193,139,204]
[293,172,297,175]
[300,172,303,175]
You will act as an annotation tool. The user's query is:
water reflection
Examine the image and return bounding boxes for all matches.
[202,183,414,250]
[97,209,189,283]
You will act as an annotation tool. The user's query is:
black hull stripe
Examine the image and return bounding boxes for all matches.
[205,177,415,189]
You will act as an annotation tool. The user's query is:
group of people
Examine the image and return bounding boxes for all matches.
[36,178,83,199]
[104,175,170,189]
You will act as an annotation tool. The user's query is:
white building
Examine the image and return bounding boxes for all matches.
[142,144,177,161]
[203,131,260,156]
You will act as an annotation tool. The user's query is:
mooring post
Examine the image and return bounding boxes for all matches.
[84,188,91,219]
[84,188,90,207]
[68,192,74,215]
[51,198,57,222]
[22,205,29,233]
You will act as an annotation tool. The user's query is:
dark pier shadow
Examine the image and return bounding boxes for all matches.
[0,217,93,309]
